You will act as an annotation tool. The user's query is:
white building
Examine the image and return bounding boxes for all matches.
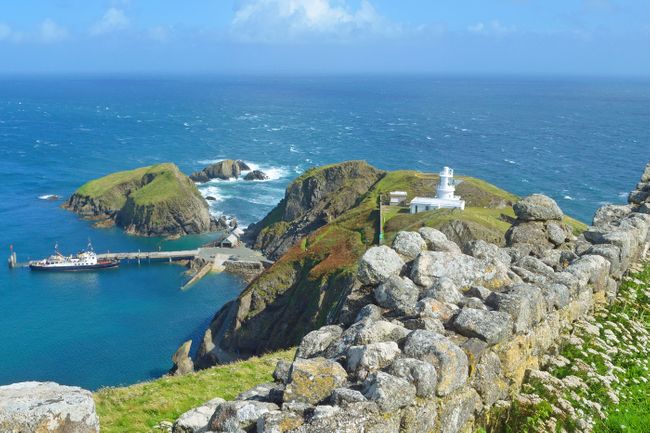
[389,191,408,206]
[409,166,465,214]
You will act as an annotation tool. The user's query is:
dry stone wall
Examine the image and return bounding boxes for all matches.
[173,162,650,433]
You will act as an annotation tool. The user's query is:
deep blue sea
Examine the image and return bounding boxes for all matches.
[0,75,648,390]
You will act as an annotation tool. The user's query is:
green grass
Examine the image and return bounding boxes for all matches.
[75,163,198,208]
[94,349,295,433]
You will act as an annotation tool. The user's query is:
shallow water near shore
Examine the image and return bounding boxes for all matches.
[0,75,648,390]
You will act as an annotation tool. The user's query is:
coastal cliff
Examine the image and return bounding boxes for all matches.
[247,160,385,259]
[64,163,214,237]
[195,161,583,368]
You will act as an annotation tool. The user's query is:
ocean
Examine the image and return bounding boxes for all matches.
[0,75,648,390]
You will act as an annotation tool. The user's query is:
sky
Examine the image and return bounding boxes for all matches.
[0,0,648,75]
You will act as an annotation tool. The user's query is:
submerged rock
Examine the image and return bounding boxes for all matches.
[0,381,99,433]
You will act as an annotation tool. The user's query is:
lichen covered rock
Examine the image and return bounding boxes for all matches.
[0,382,99,433]
[283,358,348,405]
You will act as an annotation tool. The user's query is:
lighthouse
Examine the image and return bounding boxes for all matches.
[436,166,457,200]
[409,166,465,213]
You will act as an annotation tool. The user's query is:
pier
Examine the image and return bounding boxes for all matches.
[96,249,199,263]
[8,245,271,288]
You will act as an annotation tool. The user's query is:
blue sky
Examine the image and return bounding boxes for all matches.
[0,0,648,75]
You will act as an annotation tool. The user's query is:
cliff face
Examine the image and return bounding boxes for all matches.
[248,161,386,260]
[195,161,571,368]
[65,163,213,237]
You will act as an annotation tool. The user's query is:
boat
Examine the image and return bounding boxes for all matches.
[29,242,119,272]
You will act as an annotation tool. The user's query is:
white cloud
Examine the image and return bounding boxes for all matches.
[40,19,69,43]
[0,23,11,41]
[0,23,27,43]
[231,0,395,43]
[147,25,172,42]
[90,7,130,35]
[468,20,516,36]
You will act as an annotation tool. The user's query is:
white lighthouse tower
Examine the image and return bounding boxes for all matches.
[436,166,456,200]
[409,166,465,213]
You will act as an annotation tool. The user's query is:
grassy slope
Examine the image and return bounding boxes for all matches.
[75,163,195,208]
[94,349,295,433]
[487,263,650,433]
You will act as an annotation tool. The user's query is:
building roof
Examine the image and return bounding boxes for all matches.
[390,191,408,196]
[223,234,239,244]
[410,196,464,206]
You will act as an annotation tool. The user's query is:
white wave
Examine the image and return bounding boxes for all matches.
[240,161,288,181]
[193,160,289,183]
[289,145,300,153]
[198,185,230,203]
[183,122,190,127]
[504,159,516,164]
[563,195,575,200]
[38,194,60,200]
[426,136,432,140]
[617,192,628,198]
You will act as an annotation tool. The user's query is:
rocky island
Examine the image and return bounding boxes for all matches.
[64,163,222,237]
[190,159,269,182]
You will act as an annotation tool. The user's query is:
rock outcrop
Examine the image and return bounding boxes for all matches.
[505,194,576,255]
[173,162,650,433]
[245,170,270,181]
[247,161,385,260]
[190,160,250,182]
[0,382,100,433]
[170,340,194,376]
[65,163,216,237]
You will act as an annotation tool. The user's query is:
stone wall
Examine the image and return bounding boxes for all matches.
[173,162,650,433]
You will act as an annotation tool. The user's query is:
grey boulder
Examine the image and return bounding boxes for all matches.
[297,325,343,358]
[373,275,419,315]
[208,400,279,432]
[451,308,513,345]
[173,398,225,433]
[403,330,469,396]
[362,371,417,412]
[392,231,427,260]
[513,194,563,221]
[0,382,100,433]
[357,246,405,286]
[388,357,438,398]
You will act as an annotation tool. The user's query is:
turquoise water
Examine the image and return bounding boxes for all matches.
[0,75,648,390]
